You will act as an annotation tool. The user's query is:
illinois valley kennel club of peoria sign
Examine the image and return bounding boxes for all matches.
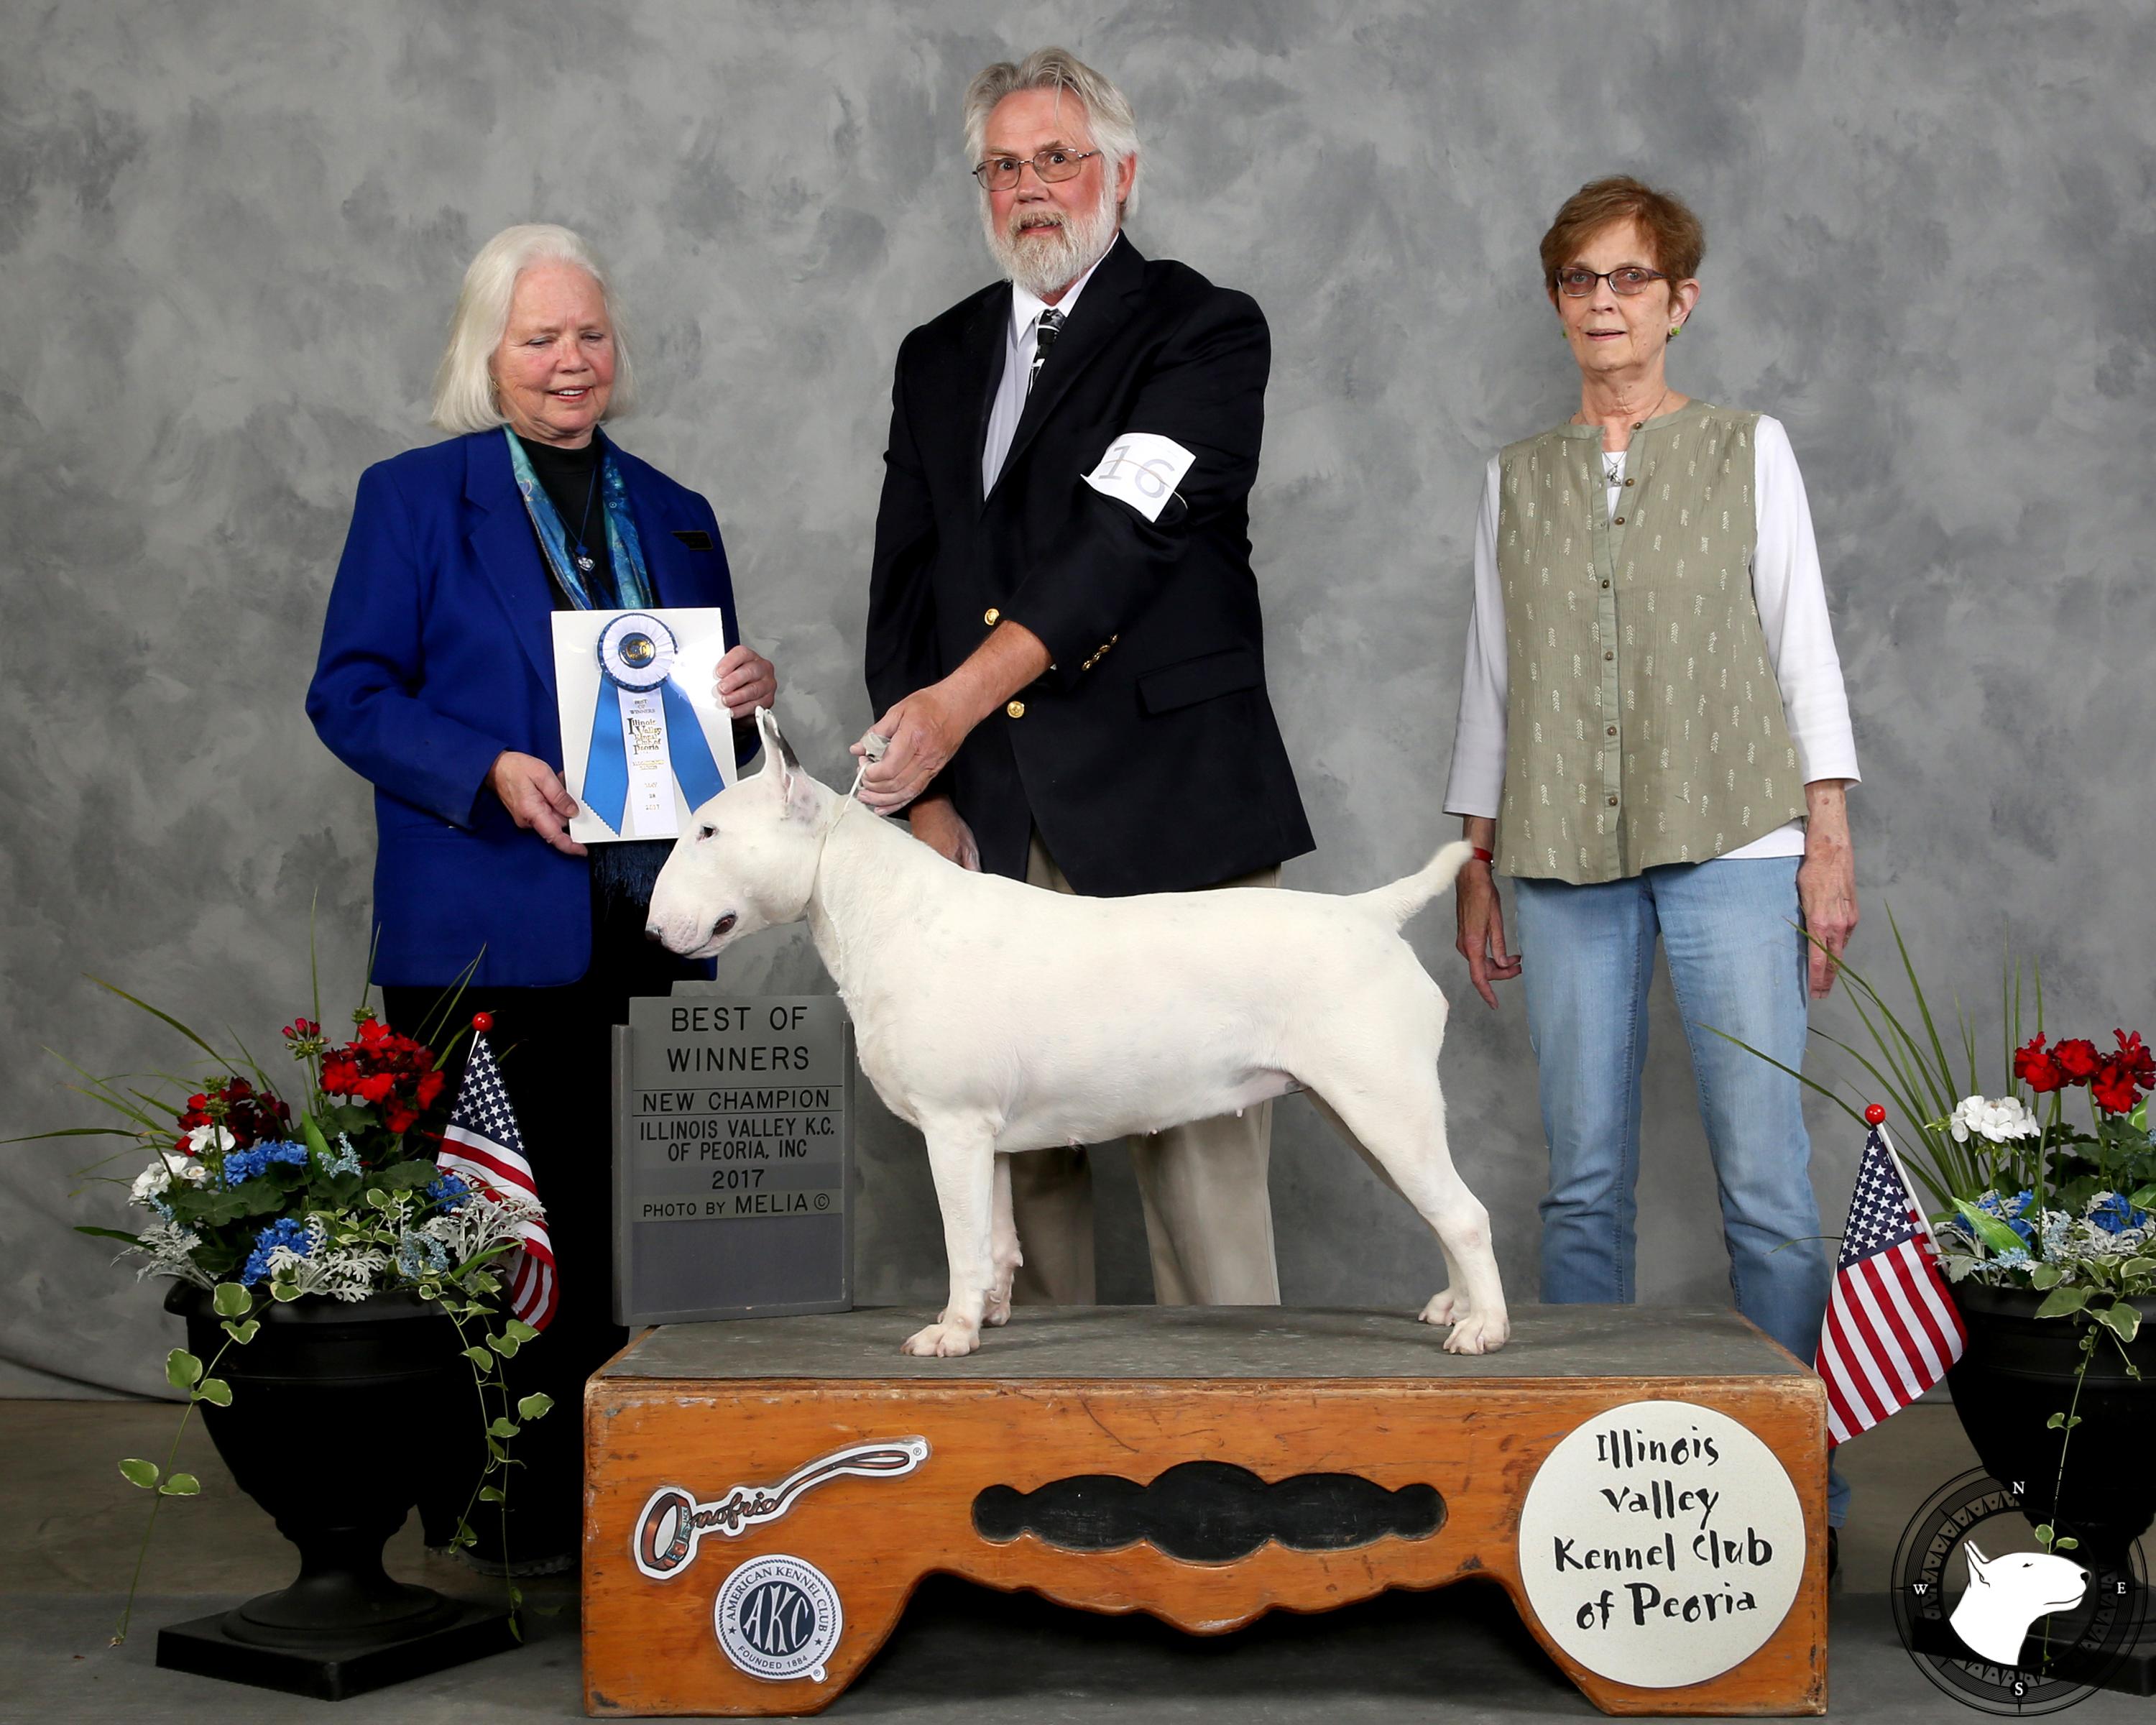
[612,990,853,1323]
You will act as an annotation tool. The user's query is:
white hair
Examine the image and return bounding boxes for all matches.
[964,47,1142,221]
[428,223,637,435]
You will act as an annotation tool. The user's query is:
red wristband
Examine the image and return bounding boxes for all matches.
[1470,846,1494,865]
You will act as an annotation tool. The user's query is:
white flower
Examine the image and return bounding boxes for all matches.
[1949,1095,2042,1145]
[130,1156,208,1205]
[185,1124,236,1158]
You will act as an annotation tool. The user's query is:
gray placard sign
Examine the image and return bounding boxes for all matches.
[612,989,853,1325]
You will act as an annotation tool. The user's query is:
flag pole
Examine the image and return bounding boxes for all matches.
[1869,1108,1945,1252]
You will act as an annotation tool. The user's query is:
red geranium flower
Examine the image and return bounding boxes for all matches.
[2014,1035,2064,1094]
[2053,1038,2103,1085]
[2093,1065,2142,1115]
[2110,1029,2155,1090]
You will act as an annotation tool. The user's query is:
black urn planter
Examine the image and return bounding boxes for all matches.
[1948,1282,2156,1563]
[154,1282,515,1700]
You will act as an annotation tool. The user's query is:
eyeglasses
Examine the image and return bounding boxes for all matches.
[971,148,1102,190]
[1554,265,1669,297]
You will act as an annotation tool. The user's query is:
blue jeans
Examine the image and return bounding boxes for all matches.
[1512,857,1847,1526]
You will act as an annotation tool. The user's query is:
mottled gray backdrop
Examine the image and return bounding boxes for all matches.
[4,1,2151,1397]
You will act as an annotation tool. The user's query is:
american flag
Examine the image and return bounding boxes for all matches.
[1816,1123,1966,1445]
[437,1034,556,1331]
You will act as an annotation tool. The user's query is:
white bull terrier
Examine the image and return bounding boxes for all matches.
[1949,1541,2089,1666]
[646,709,1508,1361]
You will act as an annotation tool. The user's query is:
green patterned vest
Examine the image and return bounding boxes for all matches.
[1493,403,1805,883]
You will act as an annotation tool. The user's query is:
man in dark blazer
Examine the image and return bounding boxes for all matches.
[857,48,1313,1307]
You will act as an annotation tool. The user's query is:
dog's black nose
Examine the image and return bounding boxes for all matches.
[644,924,663,943]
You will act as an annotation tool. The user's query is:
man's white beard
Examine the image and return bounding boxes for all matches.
[982,170,1120,299]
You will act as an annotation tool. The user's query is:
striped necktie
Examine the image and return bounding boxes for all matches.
[1028,308,1066,392]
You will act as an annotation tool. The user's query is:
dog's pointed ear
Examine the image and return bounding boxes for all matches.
[1963,1542,1991,1586]
[755,706,798,778]
[752,706,820,825]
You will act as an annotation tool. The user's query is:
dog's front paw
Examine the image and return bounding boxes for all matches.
[900,1320,982,1358]
[983,1291,1013,1328]
[1442,1310,1510,1355]
[1418,1289,1462,1328]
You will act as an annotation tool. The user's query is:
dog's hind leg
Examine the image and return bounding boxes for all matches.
[902,1117,999,1358]
[1303,1089,1468,1325]
[984,1152,1022,1328]
[1309,1069,1510,1355]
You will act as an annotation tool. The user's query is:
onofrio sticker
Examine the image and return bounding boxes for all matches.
[714,1553,843,1683]
[1516,1400,1805,1689]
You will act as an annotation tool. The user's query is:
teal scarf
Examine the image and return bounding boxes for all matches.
[504,426,657,610]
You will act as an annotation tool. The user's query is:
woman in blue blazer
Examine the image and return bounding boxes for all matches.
[307,225,777,1570]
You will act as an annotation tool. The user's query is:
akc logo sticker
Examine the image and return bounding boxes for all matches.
[714,1553,843,1683]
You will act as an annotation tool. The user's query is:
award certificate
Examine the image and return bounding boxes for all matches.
[551,607,738,845]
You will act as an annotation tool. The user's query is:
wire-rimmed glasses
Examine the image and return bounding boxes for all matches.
[1554,266,1669,297]
[971,148,1102,190]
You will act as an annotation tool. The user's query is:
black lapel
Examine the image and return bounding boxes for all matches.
[463,432,560,694]
[990,234,1147,498]
[961,289,1006,512]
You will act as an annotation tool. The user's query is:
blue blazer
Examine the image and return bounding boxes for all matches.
[307,429,752,988]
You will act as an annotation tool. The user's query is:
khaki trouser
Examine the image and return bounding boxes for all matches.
[1007,830,1284,1307]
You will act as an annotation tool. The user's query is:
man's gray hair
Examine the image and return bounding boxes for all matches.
[964,47,1142,219]
[429,223,637,435]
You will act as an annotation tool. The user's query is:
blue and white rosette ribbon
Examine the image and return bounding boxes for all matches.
[584,613,727,838]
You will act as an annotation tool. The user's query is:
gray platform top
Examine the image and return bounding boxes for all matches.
[602,1304,1810,1384]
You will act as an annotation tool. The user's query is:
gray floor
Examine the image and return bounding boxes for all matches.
[3,1397,2149,1721]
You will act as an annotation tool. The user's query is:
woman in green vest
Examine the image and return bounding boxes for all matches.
[1444,178,1860,1539]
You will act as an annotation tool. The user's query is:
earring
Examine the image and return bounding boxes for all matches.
[1667,323,1682,340]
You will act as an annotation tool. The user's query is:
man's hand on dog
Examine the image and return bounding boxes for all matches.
[854,620,1053,811]
[908,796,982,870]
[489,750,587,857]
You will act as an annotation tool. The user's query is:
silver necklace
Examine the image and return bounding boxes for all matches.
[1577,385,1673,489]
[571,466,601,576]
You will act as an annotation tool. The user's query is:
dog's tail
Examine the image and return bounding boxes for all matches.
[1361,840,1479,927]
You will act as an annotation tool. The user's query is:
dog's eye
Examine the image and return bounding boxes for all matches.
[697,824,717,841]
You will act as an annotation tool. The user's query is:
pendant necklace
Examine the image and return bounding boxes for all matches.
[1576,384,1673,490]
[571,464,601,576]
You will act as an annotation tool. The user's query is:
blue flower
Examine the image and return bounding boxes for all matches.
[239,1217,314,1286]
[395,1234,451,1280]
[424,1172,470,1212]
[1978,1188,2037,1244]
[221,1140,311,1189]
[2088,1192,2147,1235]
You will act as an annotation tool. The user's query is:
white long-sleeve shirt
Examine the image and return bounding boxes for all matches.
[1442,413,1859,861]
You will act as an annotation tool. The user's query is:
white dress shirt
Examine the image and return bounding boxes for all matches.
[980,240,1115,494]
[1442,413,1860,862]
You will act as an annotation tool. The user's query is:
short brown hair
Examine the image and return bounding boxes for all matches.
[1539,176,1705,295]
